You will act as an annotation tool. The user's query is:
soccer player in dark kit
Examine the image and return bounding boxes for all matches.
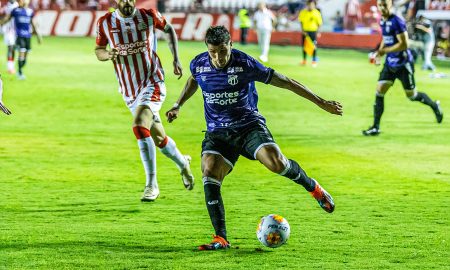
[362,0,443,136]
[166,26,343,250]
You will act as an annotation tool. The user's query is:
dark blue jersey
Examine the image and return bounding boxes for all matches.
[380,14,413,67]
[11,7,34,38]
[190,49,274,131]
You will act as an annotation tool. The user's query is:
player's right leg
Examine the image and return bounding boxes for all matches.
[198,154,233,250]
[362,71,393,136]
[132,105,158,201]
[7,45,15,74]
[198,131,238,250]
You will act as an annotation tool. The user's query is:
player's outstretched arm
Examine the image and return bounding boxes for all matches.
[166,76,199,123]
[95,46,118,62]
[164,23,183,79]
[269,71,343,116]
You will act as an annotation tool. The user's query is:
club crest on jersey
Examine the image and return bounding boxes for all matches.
[228,75,238,85]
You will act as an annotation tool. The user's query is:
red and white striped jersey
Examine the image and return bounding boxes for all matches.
[96,9,166,106]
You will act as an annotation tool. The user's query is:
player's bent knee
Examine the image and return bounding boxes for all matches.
[264,157,286,174]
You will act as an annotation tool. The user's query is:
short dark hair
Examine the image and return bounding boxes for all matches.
[205,26,231,46]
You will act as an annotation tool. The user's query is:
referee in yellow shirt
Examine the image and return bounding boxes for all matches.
[299,0,322,67]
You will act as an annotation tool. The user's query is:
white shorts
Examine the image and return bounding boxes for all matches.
[128,82,167,122]
[3,31,16,46]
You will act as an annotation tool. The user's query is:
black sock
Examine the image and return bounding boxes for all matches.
[312,49,317,60]
[412,92,437,110]
[203,177,227,240]
[302,50,306,61]
[282,159,315,192]
[374,94,384,129]
[18,59,26,75]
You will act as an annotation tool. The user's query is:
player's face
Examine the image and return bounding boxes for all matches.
[207,42,232,69]
[117,0,136,17]
[377,0,392,18]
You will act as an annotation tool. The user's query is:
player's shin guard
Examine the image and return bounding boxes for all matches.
[410,92,437,110]
[373,93,384,129]
[158,136,186,170]
[280,159,315,192]
[203,177,227,240]
[134,127,157,188]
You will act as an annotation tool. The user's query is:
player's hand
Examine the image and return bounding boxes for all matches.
[109,48,119,61]
[376,48,385,57]
[173,60,183,80]
[0,101,12,115]
[319,100,343,116]
[166,107,180,123]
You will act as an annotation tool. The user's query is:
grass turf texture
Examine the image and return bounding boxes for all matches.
[1,37,449,269]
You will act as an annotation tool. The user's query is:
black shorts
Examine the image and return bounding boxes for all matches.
[201,122,277,168]
[302,31,317,45]
[16,37,31,51]
[378,62,415,90]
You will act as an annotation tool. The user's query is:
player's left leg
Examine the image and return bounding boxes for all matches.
[256,145,334,213]
[150,121,194,190]
[16,37,30,80]
[401,63,443,123]
[309,32,318,67]
[7,45,15,74]
[242,123,334,213]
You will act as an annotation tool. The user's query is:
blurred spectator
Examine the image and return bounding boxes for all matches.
[332,10,344,32]
[429,0,450,10]
[253,1,276,62]
[157,0,165,13]
[415,15,436,70]
[364,6,381,34]
[238,8,251,45]
[344,0,362,31]
[287,0,304,15]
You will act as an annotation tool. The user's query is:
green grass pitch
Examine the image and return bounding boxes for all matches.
[1,37,449,269]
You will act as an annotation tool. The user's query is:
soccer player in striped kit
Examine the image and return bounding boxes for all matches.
[95,0,194,202]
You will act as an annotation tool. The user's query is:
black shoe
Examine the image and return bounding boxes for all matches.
[434,101,443,124]
[362,126,380,136]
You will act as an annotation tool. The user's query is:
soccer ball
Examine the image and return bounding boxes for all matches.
[256,214,290,248]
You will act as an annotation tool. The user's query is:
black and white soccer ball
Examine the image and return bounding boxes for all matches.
[256,214,290,248]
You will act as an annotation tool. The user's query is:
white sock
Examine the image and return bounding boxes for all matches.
[7,61,14,71]
[159,136,187,170]
[137,137,157,188]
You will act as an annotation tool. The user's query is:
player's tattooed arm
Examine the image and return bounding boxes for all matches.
[269,71,343,116]
[164,23,183,79]
[378,32,408,56]
[95,46,118,61]
[166,76,199,123]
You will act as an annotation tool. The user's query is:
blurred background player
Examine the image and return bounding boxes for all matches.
[298,0,322,67]
[166,26,342,250]
[0,74,12,115]
[1,0,19,74]
[415,15,436,71]
[362,0,443,136]
[95,0,194,202]
[0,0,41,80]
[238,8,251,45]
[253,2,276,62]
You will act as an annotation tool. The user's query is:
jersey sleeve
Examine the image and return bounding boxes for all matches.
[316,10,323,26]
[394,16,407,35]
[189,59,198,82]
[145,9,167,31]
[95,17,108,46]
[244,55,274,84]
